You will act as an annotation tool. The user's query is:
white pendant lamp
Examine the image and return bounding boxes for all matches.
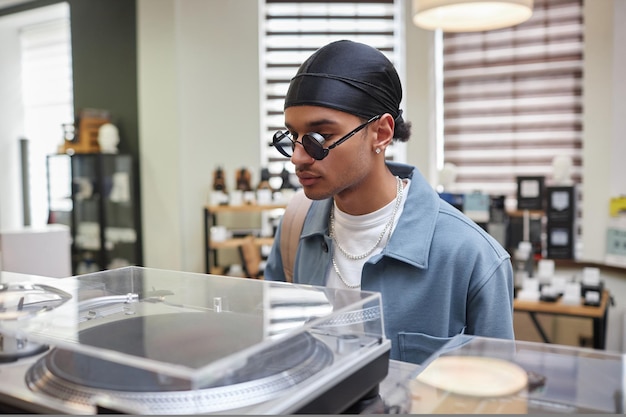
[413,0,533,32]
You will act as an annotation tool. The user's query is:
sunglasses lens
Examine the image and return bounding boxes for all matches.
[302,134,325,160]
[272,131,294,157]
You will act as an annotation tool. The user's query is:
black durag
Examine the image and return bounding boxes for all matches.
[284,40,404,123]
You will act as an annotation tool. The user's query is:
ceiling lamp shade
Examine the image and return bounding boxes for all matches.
[412,0,533,32]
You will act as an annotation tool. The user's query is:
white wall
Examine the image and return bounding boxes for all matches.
[403,0,437,185]
[610,0,626,197]
[581,0,620,263]
[137,0,184,271]
[138,0,260,272]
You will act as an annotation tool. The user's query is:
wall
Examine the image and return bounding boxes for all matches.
[137,0,261,272]
[136,0,183,270]
[611,1,626,197]
[69,0,139,158]
[581,0,618,264]
[403,0,437,185]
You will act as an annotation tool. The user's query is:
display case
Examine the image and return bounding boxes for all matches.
[46,153,142,274]
[0,267,390,414]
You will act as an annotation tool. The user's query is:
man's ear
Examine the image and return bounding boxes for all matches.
[373,113,395,150]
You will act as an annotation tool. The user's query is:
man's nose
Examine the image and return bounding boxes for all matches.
[291,141,314,164]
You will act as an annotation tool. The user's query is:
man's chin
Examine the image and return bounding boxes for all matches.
[301,186,329,201]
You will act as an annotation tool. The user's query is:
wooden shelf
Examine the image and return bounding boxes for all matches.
[209,266,225,275]
[514,290,609,319]
[204,204,286,275]
[205,204,286,213]
[507,209,545,218]
[209,237,275,249]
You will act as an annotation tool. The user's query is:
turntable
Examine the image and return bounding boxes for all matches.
[0,267,390,414]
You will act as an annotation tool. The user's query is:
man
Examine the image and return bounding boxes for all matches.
[264,40,514,364]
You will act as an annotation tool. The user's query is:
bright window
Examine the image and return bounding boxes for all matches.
[20,13,74,226]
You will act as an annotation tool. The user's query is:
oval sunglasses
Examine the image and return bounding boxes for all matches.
[271,114,382,161]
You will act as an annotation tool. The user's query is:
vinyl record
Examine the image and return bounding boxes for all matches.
[415,356,528,398]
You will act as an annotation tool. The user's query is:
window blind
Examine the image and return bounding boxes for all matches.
[441,0,583,204]
[260,0,402,186]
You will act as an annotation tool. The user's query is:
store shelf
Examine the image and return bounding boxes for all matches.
[204,204,285,275]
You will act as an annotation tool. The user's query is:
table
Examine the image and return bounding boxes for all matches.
[514,290,611,349]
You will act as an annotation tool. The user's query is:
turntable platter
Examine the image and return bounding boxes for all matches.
[26,312,334,413]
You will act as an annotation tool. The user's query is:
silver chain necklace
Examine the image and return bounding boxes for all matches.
[330,177,404,289]
[330,176,403,260]
[331,256,361,288]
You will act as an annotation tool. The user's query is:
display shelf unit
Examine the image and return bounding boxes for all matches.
[46,153,142,274]
[204,204,285,275]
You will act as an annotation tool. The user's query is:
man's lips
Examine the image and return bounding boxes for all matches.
[297,172,320,186]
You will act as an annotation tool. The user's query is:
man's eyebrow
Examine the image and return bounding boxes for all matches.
[285,118,339,131]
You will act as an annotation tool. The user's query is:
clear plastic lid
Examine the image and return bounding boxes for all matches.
[409,335,624,414]
[0,266,386,391]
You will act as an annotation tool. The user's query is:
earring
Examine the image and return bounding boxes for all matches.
[375,148,381,154]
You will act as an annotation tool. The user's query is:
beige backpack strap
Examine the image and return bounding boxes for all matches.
[280,189,313,282]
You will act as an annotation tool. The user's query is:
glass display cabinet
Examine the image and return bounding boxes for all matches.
[46,153,142,274]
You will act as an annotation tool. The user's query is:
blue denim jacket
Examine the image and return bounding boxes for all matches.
[264,162,515,364]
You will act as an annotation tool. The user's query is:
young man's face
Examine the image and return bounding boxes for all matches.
[283,105,379,201]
